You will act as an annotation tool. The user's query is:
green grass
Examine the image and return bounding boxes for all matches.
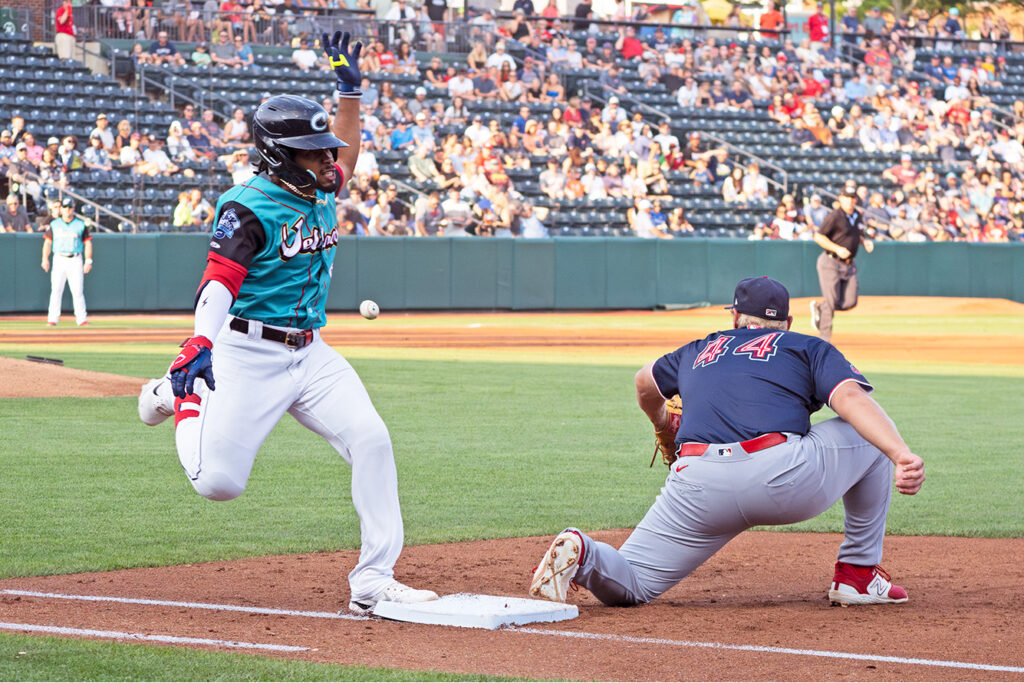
[0,633,513,681]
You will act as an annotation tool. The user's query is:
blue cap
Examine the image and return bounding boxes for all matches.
[725,276,790,320]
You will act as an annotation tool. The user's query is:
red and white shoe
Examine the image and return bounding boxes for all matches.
[829,561,908,606]
[529,530,583,603]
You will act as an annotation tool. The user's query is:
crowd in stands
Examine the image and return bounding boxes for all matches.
[5,0,1024,241]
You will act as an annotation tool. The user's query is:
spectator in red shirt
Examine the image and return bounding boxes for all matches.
[863,38,891,69]
[55,0,76,61]
[801,68,823,98]
[759,0,784,38]
[807,2,829,43]
[615,26,645,60]
[882,154,919,188]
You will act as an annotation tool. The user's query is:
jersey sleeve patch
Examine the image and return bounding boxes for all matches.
[210,201,266,270]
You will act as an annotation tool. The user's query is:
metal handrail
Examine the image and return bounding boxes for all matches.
[16,169,138,234]
[583,83,789,194]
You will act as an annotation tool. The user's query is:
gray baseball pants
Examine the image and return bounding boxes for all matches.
[570,417,893,606]
[816,252,859,342]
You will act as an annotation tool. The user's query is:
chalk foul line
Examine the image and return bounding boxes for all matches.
[0,621,307,652]
[4,589,1022,673]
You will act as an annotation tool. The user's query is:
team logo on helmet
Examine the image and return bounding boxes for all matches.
[310,111,328,132]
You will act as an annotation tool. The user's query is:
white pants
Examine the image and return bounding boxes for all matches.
[175,320,404,601]
[54,33,76,61]
[48,254,88,325]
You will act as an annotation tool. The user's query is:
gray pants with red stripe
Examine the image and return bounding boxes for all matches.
[570,418,893,606]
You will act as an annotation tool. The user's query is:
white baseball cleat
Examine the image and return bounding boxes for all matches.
[809,300,821,332]
[529,530,582,603]
[348,580,439,615]
[828,561,908,606]
[137,378,174,426]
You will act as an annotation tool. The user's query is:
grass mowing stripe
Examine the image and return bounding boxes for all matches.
[0,632,515,681]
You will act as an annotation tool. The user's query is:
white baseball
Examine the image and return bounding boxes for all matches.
[359,299,379,320]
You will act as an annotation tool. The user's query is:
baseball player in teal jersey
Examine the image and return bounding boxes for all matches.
[530,277,925,608]
[41,197,92,326]
[138,31,437,614]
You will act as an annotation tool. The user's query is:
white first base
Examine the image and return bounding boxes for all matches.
[372,593,578,630]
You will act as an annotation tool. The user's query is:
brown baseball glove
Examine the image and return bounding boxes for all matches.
[651,395,683,467]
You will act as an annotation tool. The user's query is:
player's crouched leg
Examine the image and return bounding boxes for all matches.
[189,471,247,502]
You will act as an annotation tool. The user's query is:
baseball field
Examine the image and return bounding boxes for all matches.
[0,295,1022,681]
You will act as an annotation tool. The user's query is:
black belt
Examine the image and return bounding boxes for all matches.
[56,252,80,257]
[229,317,314,348]
[826,251,853,264]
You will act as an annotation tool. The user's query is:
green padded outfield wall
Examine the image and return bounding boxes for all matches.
[1,234,1022,313]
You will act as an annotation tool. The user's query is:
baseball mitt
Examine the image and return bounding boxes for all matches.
[650,395,682,467]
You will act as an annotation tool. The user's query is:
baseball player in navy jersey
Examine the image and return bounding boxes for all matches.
[137,31,437,614]
[41,197,91,326]
[531,276,925,608]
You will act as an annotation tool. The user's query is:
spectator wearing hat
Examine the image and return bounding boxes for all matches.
[485,41,516,71]
[225,148,253,185]
[861,6,886,38]
[41,197,91,326]
[596,41,616,70]
[631,199,672,239]
[141,134,179,176]
[148,31,186,67]
[390,118,416,151]
[808,2,829,43]
[1,194,32,233]
[88,113,115,152]
[943,7,963,37]
[82,133,113,171]
[410,112,435,149]
[186,42,210,70]
[55,0,76,61]
[6,142,40,210]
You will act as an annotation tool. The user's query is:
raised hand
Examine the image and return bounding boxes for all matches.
[322,30,363,96]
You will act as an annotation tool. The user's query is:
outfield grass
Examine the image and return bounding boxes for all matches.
[0,633,514,681]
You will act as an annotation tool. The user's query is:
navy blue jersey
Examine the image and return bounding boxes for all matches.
[651,326,871,444]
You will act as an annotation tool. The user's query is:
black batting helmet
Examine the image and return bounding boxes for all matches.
[252,95,347,195]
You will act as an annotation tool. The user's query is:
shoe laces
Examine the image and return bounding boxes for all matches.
[872,565,892,582]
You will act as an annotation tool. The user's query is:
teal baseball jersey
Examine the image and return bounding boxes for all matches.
[45,217,90,255]
[208,174,340,329]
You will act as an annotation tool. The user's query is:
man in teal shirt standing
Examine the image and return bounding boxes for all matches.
[41,197,91,326]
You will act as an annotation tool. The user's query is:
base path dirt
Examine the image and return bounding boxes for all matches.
[0,356,146,398]
[1,531,1022,681]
